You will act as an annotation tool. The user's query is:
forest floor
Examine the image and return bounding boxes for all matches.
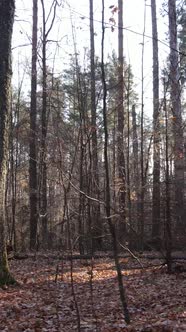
[0,251,186,332]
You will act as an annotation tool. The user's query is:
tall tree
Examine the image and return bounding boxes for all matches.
[168,0,184,231]
[151,0,160,240]
[89,0,101,250]
[117,0,126,240]
[139,0,147,250]
[40,0,58,247]
[0,0,16,285]
[40,0,48,247]
[29,0,38,250]
[101,0,130,324]
[131,105,140,242]
[163,77,172,273]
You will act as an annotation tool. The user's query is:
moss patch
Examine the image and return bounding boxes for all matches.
[0,270,16,287]
[0,251,17,287]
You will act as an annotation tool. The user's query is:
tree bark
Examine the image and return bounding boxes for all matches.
[126,72,132,245]
[131,105,140,244]
[29,0,38,250]
[163,78,172,273]
[117,0,126,241]
[101,0,130,324]
[151,0,160,239]
[139,0,146,251]
[39,0,58,248]
[40,0,48,247]
[89,0,102,251]
[168,0,184,232]
[0,0,16,285]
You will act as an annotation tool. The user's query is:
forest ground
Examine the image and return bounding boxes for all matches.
[0,252,186,332]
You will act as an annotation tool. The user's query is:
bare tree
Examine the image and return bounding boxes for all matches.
[168,0,184,233]
[101,0,130,324]
[89,0,101,251]
[0,0,16,285]
[151,0,160,240]
[139,0,147,250]
[163,77,172,273]
[39,0,58,247]
[29,0,38,250]
[117,0,126,241]
[131,105,140,244]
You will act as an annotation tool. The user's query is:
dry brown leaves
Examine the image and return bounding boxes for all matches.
[0,253,185,331]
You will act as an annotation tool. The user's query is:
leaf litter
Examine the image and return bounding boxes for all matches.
[0,253,185,331]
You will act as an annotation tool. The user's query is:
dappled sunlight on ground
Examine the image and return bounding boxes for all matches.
[0,253,185,331]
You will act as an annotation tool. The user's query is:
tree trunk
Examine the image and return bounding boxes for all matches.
[131,105,140,243]
[151,0,160,240]
[168,0,184,233]
[126,72,132,246]
[117,0,126,242]
[139,0,147,251]
[29,0,38,250]
[10,89,20,251]
[101,0,130,324]
[39,0,58,248]
[89,0,101,251]
[40,0,48,247]
[78,119,85,255]
[163,78,172,273]
[0,0,16,285]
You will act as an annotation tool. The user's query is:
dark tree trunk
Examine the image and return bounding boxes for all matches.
[39,0,58,248]
[163,78,172,273]
[117,0,126,241]
[0,0,16,285]
[101,0,130,324]
[29,0,38,250]
[40,0,48,247]
[139,0,146,251]
[168,0,184,232]
[78,119,85,255]
[89,0,101,251]
[10,90,20,251]
[151,0,160,240]
[126,72,132,245]
[131,105,140,240]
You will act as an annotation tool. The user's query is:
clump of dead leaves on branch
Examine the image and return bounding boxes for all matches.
[0,252,185,331]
